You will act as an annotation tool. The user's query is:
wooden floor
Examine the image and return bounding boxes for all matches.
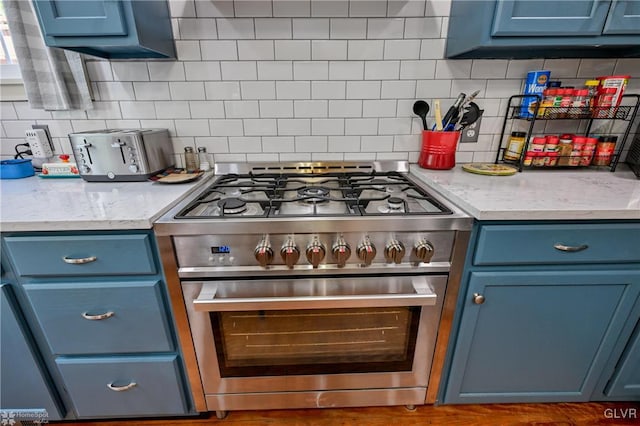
[55,402,640,425]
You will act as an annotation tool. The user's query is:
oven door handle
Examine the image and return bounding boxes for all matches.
[192,279,438,311]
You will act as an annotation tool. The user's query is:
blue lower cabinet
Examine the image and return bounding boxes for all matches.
[605,323,640,398]
[0,285,65,421]
[444,270,640,403]
[56,355,187,418]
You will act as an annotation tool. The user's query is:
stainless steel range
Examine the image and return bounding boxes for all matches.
[154,161,471,418]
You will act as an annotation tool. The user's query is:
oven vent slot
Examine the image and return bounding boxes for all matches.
[249,163,375,174]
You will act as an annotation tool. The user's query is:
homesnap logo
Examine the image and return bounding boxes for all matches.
[0,409,49,425]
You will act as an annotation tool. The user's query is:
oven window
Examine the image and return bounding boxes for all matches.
[210,307,420,377]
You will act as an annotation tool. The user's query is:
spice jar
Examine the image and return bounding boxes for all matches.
[569,89,589,118]
[546,152,559,167]
[543,135,559,166]
[569,137,587,166]
[593,136,617,166]
[532,152,546,167]
[580,137,598,166]
[523,151,535,166]
[593,87,617,118]
[584,80,600,112]
[504,131,527,161]
[538,89,557,118]
[557,134,573,166]
[530,136,546,153]
[197,146,210,171]
[184,146,199,172]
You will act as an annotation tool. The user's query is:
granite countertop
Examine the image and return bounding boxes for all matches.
[410,165,640,221]
[0,174,213,232]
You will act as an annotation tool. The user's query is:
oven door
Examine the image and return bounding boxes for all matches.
[182,275,446,395]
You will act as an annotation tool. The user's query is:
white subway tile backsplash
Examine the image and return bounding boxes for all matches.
[262,136,295,152]
[312,118,344,135]
[419,39,445,59]
[258,61,293,80]
[211,119,244,136]
[425,0,451,16]
[2,121,35,138]
[365,61,400,80]
[377,152,408,160]
[614,58,640,77]
[185,62,222,80]
[278,118,311,135]
[132,82,171,100]
[486,79,523,98]
[347,40,384,60]
[155,101,191,119]
[195,136,229,153]
[275,40,311,60]
[388,0,426,17]
[293,61,329,80]
[97,82,136,101]
[471,60,508,79]
[86,61,113,81]
[243,119,278,135]
[450,79,486,98]
[148,62,186,81]
[350,0,387,17]
[361,135,393,150]
[404,17,441,39]
[383,40,420,60]
[381,80,415,99]
[311,0,349,17]
[363,99,396,117]
[280,152,312,161]
[416,79,451,98]
[255,18,293,39]
[205,81,241,99]
[393,134,419,151]
[347,81,381,99]
[312,152,344,160]
[241,81,276,99]
[201,41,238,60]
[178,18,218,39]
[175,41,202,60]
[85,102,122,119]
[277,81,312,99]
[378,117,411,134]
[577,59,616,78]
[274,0,310,17]
[140,119,176,134]
[175,119,210,136]
[329,61,364,80]
[312,81,346,99]
[260,100,294,117]
[328,135,360,151]
[195,0,234,17]
[169,0,196,18]
[247,153,280,161]
[293,18,329,39]
[329,100,362,117]
[345,118,378,135]
[295,100,328,117]
[238,41,275,60]
[190,101,226,118]
[221,61,257,80]
[312,40,348,60]
[505,59,546,78]
[235,1,272,17]
[399,60,435,80]
[216,153,248,161]
[35,120,73,138]
[330,18,366,39]
[296,136,328,151]
[225,100,260,118]
[344,152,376,160]
[13,102,53,120]
[217,18,254,39]
[71,120,107,132]
[170,82,206,100]
[542,59,580,79]
[435,59,472,79]
[367,18,404,39]
[0,103,17,120]
[229,136,263,152]
[103,120,140,130]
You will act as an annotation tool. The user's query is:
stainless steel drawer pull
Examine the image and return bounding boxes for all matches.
[553,243,589,252]
[63,255,97,264]
[107,382,137,392]
[82,311,114,320]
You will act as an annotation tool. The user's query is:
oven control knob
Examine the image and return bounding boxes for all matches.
[356,240,376,266]
[331,239,351,268]
[384,239,405,264]
[280,240,300,269]
[254,239,274,268]
[413,240,435,264]
[305,239,326,268]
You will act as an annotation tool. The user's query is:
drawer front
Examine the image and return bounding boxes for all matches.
[56,355,188,418]
[24,281,173,354]
[474,224,640,266]
[3,234,156,277]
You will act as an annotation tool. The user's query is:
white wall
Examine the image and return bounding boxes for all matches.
[2,0,639,165]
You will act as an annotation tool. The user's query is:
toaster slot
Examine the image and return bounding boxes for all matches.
[80,139,93,164]
[111,138,127,164]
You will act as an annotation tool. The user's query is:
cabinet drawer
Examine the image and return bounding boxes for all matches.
[3,234,157,277]
[474,224,640,266]
[56,355,187,418]
[24,281,173,355]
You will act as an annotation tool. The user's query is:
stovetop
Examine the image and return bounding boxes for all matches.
[175,170,453,219]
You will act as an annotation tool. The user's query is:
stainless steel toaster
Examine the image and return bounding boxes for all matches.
[69,129,174,181]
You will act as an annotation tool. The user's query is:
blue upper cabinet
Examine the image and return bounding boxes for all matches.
[446,0,640,58]
[32,0,175,59]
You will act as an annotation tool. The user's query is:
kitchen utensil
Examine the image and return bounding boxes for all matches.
[457,102,482,130]
[462,163,518,176]
[434,100,444,131]
[412,100,430,131]
[442,93,466,128]
[0,159,35,179]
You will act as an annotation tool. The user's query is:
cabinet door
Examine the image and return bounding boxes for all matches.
[444,270,640,403]
[603,0,640,34]
[491,0,612,36]
[33,0,127,37]
[0,285,64,421]
[606,322,640,397]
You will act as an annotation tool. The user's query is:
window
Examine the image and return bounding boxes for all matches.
[0,1,26,101]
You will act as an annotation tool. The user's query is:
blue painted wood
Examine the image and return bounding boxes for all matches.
[56,355,187,417]
[492,0,611,36]
[34,0,127,37]
[603,0,640,34]
[0,285,65,421]
[24,280,173,355]
[32,0,175,59]
[444,270,640,403]
[606,323,640,397]
[4,234,156,277]
[473,223,640,266]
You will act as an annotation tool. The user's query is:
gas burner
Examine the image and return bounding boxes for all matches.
[387,197,404,210]
[369,179,388,190]
[218,198,247,215]
[297,186,330,203]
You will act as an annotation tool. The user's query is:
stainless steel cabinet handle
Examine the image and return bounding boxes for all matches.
[553,243,589,252]
[62,256,97,264]
[82,311,114,320]
[472,293,485,305]
[107,382,136,392]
